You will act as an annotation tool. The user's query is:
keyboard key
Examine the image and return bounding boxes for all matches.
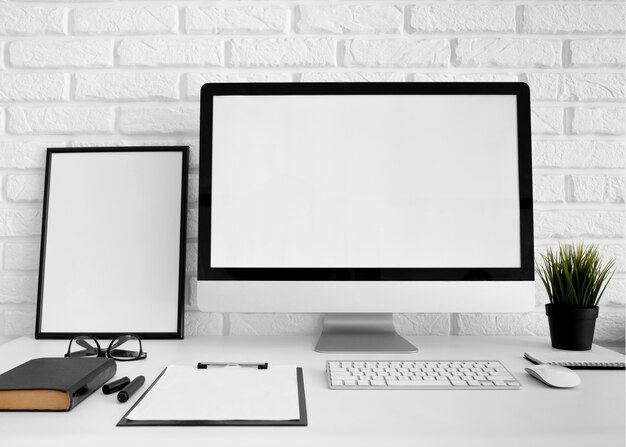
[388,380,444,387]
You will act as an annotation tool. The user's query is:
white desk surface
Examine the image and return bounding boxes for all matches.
[0,335,623,447]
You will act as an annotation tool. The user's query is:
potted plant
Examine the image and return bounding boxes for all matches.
[537,242,615,351]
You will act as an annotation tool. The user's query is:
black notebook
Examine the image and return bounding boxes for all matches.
[0,357,116,411]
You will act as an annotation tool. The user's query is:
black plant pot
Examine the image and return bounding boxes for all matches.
[545,304,599,351]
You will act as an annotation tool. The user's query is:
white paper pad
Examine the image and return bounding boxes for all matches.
[126,365,300,421]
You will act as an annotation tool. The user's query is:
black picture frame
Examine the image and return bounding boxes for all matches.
[35,146,188,339]
[198,82,534,282]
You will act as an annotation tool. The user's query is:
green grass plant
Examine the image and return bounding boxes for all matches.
[537,242,615,308]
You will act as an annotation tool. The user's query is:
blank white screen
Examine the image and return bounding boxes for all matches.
[211,95,520,268]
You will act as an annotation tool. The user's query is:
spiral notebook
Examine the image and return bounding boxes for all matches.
[524,344,625,370]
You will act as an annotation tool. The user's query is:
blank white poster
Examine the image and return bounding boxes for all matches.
[40,151,183,333]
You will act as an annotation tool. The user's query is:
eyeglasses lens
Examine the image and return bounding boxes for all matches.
[108,335,142,360]
[68,336,100,358]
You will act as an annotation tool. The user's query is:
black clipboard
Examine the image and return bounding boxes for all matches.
[117,366,307,426]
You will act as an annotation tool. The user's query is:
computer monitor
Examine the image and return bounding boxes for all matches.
[197,83,534,352]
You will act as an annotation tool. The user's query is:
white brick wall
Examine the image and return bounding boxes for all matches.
[73,7,177,35]
[344,38,449,67]
[409,4,515,33]
[0,7,66,36]
[230,38,335,67]
[186,6,288,35]
[0,1,623,346]
[10,40,113,68]
[297,5,402,34]
[117,38,224,67]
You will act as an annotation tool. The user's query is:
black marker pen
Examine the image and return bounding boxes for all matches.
[117,376,145,403]
[102,376,130,395]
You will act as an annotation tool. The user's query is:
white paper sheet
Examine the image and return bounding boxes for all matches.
[126,365,300,421]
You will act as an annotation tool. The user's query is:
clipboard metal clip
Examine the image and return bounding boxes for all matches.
[197,362,269,370]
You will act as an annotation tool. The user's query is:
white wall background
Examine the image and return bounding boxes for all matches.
[0,1,624,346]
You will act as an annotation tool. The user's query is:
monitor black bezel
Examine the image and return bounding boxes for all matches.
[198,82,533,281]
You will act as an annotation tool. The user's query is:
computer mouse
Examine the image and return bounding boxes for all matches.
[524,364,581,388]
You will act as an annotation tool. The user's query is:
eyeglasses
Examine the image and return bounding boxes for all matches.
[65,335,147,362]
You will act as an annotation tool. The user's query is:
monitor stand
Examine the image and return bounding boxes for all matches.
[315,313,418,353]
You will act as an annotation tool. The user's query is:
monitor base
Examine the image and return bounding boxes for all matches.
[315,313,418,353]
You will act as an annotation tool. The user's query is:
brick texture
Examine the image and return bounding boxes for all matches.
[0,142,46,169]
[230,313,324,335]
[300,72,404,82]
[535,210,625,239]
[410,4,515,33]
[3,310,34,338]
[230,38,335,67]
[527,73,625,102]
[533,140,624,168]
[6,174,44,202]
[570,39,625,67]
[9,40,113,68]
[73,7,176,35]
[75,73,179,101]
[532,107,564,135]
[523,4,625,34]
[3,243,40,271]
[0,7,66,35]
[186,6,287,34]
[0,275,38,304]
[297,5,402,34]
[457,38,561,68]
[119,105,199,134]
[0,1,623,345]
[117,39,224,67]
[570,175,625,203]
[411,73,517,83]
[394,314,451,336]
[8,106,115,134]
[344,39,449,67]
[533,174,566,203]
[0,73,68,101]
[0,209,42,237]
[571,107,625,135]
[185,311,223,336]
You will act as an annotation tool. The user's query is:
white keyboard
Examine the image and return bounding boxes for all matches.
[327,360,521,390]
